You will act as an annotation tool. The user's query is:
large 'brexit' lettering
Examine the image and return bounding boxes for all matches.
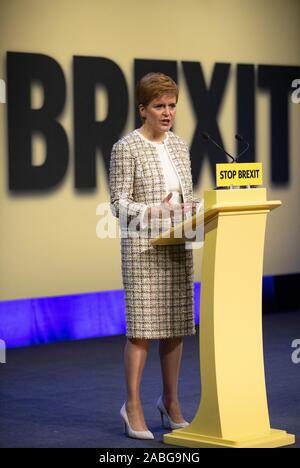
[6,52,299,191]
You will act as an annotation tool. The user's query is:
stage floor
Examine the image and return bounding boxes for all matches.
[0,310,299,448]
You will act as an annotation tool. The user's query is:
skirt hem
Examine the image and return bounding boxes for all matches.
[125,329,196,340]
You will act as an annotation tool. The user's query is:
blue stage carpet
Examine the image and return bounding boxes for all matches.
[0,310,299,448]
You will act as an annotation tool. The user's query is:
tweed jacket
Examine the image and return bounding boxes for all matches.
[109,129,196,239]
[109,129,197,339]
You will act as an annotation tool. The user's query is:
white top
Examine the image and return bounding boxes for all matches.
[135,130,182,196]
[135,130,183,227]
[150,139,182,195]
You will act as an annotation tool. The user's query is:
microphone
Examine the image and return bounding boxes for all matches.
[234,134,250,161]
[202,132,250,163]
[202,132,235,163]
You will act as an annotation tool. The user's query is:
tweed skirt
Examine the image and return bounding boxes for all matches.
[121,235,196,339]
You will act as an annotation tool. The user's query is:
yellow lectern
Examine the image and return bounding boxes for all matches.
[151,187,295,448]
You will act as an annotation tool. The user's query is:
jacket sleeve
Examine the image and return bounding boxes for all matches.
[109,141,148,226]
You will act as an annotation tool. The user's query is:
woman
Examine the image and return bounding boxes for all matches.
[109,72,200,439]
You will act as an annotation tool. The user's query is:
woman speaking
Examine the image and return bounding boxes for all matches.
[109,72,200,440]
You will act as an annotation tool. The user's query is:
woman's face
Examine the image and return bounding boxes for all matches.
[139,93,177,134]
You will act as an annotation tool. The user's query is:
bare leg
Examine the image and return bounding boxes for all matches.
[124,337,150,431]
[159,337,185,423]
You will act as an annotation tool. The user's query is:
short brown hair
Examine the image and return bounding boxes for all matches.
[136,72,179,107]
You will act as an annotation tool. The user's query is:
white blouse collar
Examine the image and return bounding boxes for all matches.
[135,129,169,147]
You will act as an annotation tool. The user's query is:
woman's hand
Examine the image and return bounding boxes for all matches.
[147,193,196,221]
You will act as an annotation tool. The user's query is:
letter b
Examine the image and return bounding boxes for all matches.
[7,52,68,190]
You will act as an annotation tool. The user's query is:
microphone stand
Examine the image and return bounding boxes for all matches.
[202,132,250,190]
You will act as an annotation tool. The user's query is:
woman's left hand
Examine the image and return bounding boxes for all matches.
[169,202,197,220]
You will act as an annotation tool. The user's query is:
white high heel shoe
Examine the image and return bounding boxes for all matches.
[157,396,189,429]
[120,403,154,440]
